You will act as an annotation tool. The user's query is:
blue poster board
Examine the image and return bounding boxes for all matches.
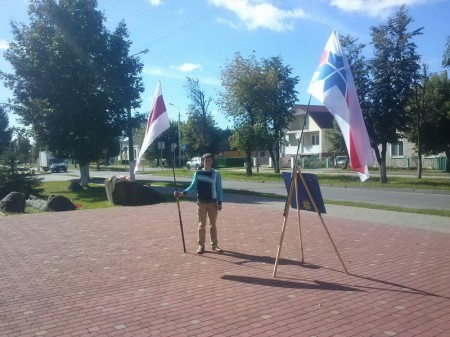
[282,172,326,214]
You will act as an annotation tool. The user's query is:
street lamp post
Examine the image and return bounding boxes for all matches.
[169,103,182,167]
[126,48,149,181]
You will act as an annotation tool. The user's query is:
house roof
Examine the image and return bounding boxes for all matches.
[294,104,334,129]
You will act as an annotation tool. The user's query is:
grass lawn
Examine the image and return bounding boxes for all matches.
[7,169,448,217]
[37,181,113,210]
[148,168,450,191]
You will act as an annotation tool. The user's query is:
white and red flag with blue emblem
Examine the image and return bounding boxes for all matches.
[308,30,374,182]
[135,81,170,173]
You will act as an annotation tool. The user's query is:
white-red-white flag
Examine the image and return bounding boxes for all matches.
[135,81,170,173]
[307,31,374,181]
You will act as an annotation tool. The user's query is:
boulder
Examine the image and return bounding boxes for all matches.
[46,195,77,212]
[68,181,84,192]
[105,177,165,206]
[0,192,26,213]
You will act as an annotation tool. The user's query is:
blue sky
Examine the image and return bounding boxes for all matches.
[1,0,448,130]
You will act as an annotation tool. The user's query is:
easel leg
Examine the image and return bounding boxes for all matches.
[297,169,349,275]
[273,169,296,278]
[294,171,304,263]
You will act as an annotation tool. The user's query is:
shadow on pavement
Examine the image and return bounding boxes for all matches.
[221,274,364,292]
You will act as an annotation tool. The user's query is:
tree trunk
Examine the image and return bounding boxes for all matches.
[379,142,388,183]
[79,164,90,187]
[245,151,252,176]
[274,142,281,174]
[417,111,422,179]
[255,147,260,173]
[445,149,450,173]
[417,146,422,179]
[373,144,387,183]
[268,148,276,173]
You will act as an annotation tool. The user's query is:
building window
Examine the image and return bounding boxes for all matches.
[260,151,265,157]
[391,141,404,156]
[312,134,319,145]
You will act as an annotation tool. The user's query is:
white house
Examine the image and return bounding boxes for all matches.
[282,104,335,166]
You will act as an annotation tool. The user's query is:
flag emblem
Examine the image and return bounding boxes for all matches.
[317,51,347,97]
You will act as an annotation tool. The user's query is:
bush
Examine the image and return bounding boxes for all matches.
[0,151,43,199]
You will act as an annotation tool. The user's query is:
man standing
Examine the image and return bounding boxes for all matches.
[174,153,223,254]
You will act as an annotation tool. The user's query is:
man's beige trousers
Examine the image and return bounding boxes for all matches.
[197,201,218,248]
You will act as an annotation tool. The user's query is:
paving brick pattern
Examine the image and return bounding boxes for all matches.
[0,202,449,337]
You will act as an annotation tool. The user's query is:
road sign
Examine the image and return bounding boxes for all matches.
[158,142,165,150]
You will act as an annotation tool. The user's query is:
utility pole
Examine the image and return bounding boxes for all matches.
[169,103,182,167]
[126,48,149,181]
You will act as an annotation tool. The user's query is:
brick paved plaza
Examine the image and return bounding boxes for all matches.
[1,201,449,336]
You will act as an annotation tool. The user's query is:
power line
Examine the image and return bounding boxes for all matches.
[135,7,224,52]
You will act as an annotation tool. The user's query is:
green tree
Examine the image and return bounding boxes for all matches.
[443,35,450,68]
[0,149,43,200]
[259,56,299,173]
[405,64,430,178]
[0,106,12,153]
[367,6,423,183]
[419,71,450,172]
[12,129,33,164]
[220,53,262,176]
[182,77,218,157]
[325,119,347,158]
[220,53,298,174]
[1,0,144,186]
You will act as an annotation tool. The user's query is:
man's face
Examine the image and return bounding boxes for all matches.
[204,157,213,169]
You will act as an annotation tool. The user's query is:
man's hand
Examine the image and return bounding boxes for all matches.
[174,191,184,198]
[217,203,222,211]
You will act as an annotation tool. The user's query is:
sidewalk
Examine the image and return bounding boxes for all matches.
[1,200,449,336]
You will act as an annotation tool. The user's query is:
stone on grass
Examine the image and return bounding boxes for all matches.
[0,192,26,213]
[46,195,77,212]
[105,177,165,206]
[68,181,84,192]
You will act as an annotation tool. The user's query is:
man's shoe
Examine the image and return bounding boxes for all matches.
[197,246,205,254]
[212,246,223,253]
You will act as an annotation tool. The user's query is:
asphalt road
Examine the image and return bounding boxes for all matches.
[42,169,450,211]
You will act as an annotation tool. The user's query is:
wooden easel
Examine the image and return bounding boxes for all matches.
[273,164,349,277]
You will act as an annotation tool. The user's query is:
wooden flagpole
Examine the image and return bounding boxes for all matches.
[172,164,186,253]
[274,97,311,277]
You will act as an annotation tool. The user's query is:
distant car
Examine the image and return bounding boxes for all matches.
[335,156,348,166]
[186,157,202,170]
[50,160,67,173]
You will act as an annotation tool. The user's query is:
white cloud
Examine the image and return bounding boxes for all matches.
[143,66,165,76]
[148,0,164,6]
[208,0,308,32]
[216,17,239,30]
[329,0,428,18]
[170,63,202,73]
[0,40,9,50]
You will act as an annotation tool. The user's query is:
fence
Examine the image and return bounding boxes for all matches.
[289,156,447,171]
[374,156,447,171]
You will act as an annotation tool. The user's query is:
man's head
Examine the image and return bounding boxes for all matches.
[202,153,213,169]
